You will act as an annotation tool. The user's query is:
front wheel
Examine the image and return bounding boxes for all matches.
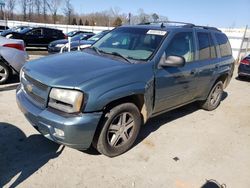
[200,81,224,111]
[94,103,142,157]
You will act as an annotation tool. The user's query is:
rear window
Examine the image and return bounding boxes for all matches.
[215,33,232,57]
[197,32,217,60]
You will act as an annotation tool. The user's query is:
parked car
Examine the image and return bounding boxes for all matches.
[66,30,110,51]
[16,22,234,157]
[238,54,250,79]
[66,30,93,38]
[0,36,28,84]
[1,26,31,38]
[0,25,9,33]
[48,32,95,53]
[9,27,66,47]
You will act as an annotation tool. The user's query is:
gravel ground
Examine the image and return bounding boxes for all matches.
[0,55,250,188]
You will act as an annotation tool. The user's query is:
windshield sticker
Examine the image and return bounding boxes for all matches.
[147,30,167,36]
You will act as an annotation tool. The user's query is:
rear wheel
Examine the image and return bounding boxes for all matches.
[94,103,142,157]
[0,61,11,84]
[200,81,224,111]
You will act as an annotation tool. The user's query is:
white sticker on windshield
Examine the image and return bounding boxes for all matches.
[147,30,167,36]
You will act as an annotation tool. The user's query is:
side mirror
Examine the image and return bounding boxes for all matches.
[159,55,186,68]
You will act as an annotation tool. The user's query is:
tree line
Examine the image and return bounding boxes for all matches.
[1,0,167,26]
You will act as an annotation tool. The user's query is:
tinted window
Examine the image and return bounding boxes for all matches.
[215,33,232,57]
[28,29,42,36]
[197,32,217,60]
[166,32,194,63]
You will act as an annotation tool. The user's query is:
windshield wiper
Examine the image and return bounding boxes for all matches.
[110,52,132,64]
[91,46,101,55]
[90,47,132,63]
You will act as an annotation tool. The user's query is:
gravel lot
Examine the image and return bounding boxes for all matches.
[0,53,250,188]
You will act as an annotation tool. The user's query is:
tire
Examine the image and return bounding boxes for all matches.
[0,61,11,85]
[94,103,142,157]
[200,81,224,111]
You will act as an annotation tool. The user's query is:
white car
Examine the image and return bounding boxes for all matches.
[0,36,28,84]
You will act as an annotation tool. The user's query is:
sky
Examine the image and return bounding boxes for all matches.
[71,0,250,28]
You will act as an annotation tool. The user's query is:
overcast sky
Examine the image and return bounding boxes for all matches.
[71,0,250,28]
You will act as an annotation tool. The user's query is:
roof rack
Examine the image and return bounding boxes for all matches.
[138,21,221,32]
[139,20,195,27]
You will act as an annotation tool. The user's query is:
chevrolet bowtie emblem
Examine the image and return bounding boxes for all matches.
[26,84,33,93]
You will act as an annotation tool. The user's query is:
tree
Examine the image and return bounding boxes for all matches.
[27,0,34,21]
[42,0,49,22]
[84,19,89,26]
[34,0,41,20]
[71,17,77,25]
[113,17,122,26]
[63,0,73,25]
[6,0,16,20]
[48,0,62,24]
[152,13,159,22]
[20,0,28,21]
[79,18,83,25]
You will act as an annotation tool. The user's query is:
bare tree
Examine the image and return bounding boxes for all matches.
[27,0,34,21]
[42,0,49,22]
[63,0,73,25]
[6,0,16,20]
[34,0,41,17]
[20,0,28,21]
[48,0,62,24]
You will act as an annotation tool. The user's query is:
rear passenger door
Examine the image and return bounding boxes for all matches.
[154,31,198,113]
[44,29,61,44]
[193,31,219,98]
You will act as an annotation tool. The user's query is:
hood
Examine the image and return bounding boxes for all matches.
[50,39,68,46]
[23,51,130,88]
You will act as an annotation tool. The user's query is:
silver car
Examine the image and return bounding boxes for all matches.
[0,36,28,84]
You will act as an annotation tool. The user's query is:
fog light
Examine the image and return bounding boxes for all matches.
[54,128,65,137]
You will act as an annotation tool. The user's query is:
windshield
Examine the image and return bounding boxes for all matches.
[92,27,166,61]
[20,28,31,34]
[71,33,87,41]
[67,31,77,37]
[88,32,107,41]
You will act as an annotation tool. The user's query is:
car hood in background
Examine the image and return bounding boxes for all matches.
[49,39,68,46]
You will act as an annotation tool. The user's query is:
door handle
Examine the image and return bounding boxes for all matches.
[215,64,219,69]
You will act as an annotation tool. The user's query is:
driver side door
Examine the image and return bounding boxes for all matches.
[154,31,198,114]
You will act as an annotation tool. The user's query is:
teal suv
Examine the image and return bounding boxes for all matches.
[16,22,235,157]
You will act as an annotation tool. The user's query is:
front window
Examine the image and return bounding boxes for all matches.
[165,32,194,63]
[92,27,166,61]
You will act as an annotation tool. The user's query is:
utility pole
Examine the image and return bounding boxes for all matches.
[0,0,7,29]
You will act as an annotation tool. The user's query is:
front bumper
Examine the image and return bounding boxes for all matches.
[48,46,61,54]
[16,86,103,150]
[238,64,250,77]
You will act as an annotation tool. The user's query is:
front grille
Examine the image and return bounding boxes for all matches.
[22,73,49,108]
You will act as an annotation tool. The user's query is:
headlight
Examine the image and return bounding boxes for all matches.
[80,44,91,49]
[49,88,84,113]
[55,44,65,48]
[19,68,24,81]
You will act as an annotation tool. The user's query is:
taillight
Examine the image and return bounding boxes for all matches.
[241,59,250,65]
[3,43,24,51]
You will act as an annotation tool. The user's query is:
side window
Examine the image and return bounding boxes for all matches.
[166,32,194,63]
[197,32,217,60]
[215,33,232,57]
[28,29,42,36]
